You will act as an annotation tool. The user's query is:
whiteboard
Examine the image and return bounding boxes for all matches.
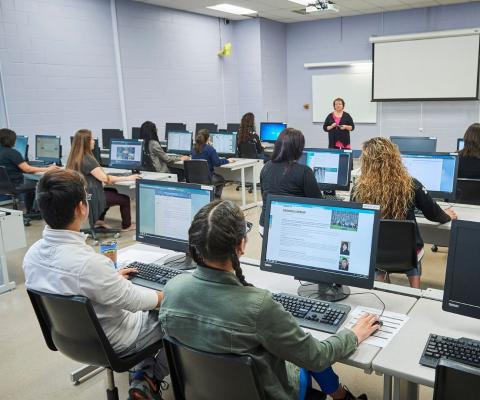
[312,70,377,123]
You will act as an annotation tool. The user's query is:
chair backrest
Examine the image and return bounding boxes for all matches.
[142,145,155,172]
[27,288,116,368]
[433,359,480,400]
[376,219,417,273]
[455,178,480,205]
[238,142,258,159]
[183,160,211,185]
[0,166,16,195]
[163,336,265,400]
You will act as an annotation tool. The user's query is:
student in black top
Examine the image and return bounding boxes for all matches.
[458,123,480,178]
[260,128,322,231]
[351,137,457,288]
[0,128,59,213]
[323,98,355,149]
[237,112,264,158]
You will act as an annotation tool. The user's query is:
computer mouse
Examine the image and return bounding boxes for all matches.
[372,319,383,327]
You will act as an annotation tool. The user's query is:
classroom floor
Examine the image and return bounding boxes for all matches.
[0,183,445,400]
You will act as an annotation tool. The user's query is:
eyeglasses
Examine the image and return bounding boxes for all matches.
[245,221,253,234]
[86,193,92,201]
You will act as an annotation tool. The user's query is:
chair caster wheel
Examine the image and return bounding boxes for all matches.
[114,233,120,239]
[431,245,438,252]
[23,220,31,227]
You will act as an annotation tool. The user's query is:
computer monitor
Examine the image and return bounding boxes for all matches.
[136,180,215,253]
[165,123,187,138]
[195,123,218,134]
[390,136,437,153]
[132,127,141,140]
[299,148,352,191]
[35,135,61,163]
[209,132,237,157]
[13,135,28,159]
[226,123,240,133]
[433,359,480,400]
[260,196,380,301]
[260,122,287,143]
[457,138,464,151]
[400,152,459,201]
[443,220,480,320]
[102,129,123,149]
[109,139,143,170]
[167,131,193,155]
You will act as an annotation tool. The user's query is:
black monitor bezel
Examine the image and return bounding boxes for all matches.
[195,123,218,134]
[456,138,464,152]
[135,179,215,253]
[390,136,437,152]
[166,131,193,155]
[101,129,124,150]
[260,195,380,290]
[14,135,28,159]
[300,148,352,191]
[132,127,141,140]
[35,135,61,163]
[226,123,240,133]
[108,139,144,170]
[443,219,480,320]
[400,151,459,201]
[259,122,287,143]
[209,131,237,157]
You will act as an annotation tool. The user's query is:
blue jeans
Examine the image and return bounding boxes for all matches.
[299,367,340,399]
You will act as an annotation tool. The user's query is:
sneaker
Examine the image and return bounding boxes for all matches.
[343,386,368,400]
[128,377,163,400]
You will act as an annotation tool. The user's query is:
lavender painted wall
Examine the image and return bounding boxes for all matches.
[286,2,480,151]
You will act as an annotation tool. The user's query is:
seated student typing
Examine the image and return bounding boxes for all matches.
[458,123,480,178]
[23,170,168,400]
[0,128,59,214]
[191,129,234,198]
[67,129,138,231]
[260,128,323,232]
[351,137,457,289]
[237,112,265,158]
[159,200,379,400]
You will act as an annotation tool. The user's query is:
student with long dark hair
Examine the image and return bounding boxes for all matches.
[159,200,378,400]
[140,121,189,173]
[191,129,234,197]
[237,112,263,157]
[260,128,322,230]
[458,123,480,178]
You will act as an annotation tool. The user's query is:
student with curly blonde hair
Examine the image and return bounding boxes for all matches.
[352,137,457,288]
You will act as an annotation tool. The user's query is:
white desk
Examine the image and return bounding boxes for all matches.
[372,298,480,400]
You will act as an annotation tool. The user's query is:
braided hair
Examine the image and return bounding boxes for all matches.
[189,200,252,287]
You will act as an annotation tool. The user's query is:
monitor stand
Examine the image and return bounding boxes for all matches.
[297,281,350,302]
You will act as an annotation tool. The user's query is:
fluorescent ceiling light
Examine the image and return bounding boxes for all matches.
[207,3,257,15]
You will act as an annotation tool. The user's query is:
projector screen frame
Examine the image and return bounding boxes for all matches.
[370,32,480,102]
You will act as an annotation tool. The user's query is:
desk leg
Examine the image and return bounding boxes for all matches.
[240,167,246,208]
[383,374,392,400]
[393,377,418,400]
[71,365,104,385]
[252,164,258,205]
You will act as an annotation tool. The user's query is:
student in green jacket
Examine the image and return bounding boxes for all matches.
[159,200,379,400]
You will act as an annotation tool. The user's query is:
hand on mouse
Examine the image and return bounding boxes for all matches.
[350,313,380,344]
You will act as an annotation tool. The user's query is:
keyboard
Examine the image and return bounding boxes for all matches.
[108,172,131,177]
[414,208,425,218]
[420,334,480,369]
[323,194,343,201]
[128,262,185,290]
[272,292,351,334]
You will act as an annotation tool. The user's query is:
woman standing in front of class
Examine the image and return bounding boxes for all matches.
[323,98,355,149]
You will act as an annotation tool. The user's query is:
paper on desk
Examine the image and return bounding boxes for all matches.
[345,306,409,348]
[117,248,169,268]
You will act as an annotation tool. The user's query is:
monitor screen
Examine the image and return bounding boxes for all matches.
[195,123,218,134]
[260,122,287,142]
[136,180,215,253]
[260,196,379,290]
[443,220,480,320]
[109,139,143,170]
[390,136,437,153]
[299,149,352,191]
[102,129,123,149]
[209,132,237,156]
[457,138,464,151]
[400,152,458,200]
[36,135,61,162]
[167,131,192,155]
[132,127,141,140]
[13,136,28,159]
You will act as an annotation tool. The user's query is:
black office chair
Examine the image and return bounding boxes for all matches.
[455,178,480,205]
[142,147,155,172]
[27,288,164,400]
[375,219,420,282]
[183,159,223,197]
[0,166,38,226]
[433,359,480,400]
[163,336,326,400]
[236,142,258,193]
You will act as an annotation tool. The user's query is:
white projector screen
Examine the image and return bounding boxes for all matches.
[373,35,480,101]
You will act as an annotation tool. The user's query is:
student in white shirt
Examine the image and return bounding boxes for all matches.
[23,169,168,400]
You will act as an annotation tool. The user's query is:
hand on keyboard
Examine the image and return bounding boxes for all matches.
[118,267,138,279]
[350,313,381,343]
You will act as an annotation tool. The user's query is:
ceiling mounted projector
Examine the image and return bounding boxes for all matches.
[298,1,339,13]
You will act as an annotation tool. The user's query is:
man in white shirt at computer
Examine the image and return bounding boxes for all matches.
[23,169,168,400]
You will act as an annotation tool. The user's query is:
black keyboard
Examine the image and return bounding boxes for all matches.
[128,261,185,290]
[323,194,343,201]
[272,293,351,334]
[108,172,131,177]
[420,334,480,369]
